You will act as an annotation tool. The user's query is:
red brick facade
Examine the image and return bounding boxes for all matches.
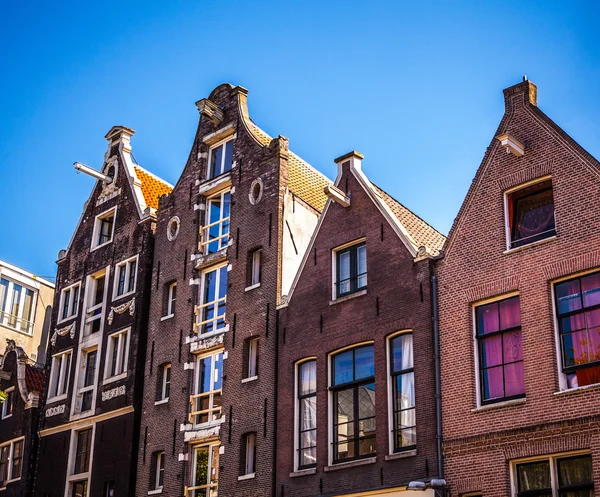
[436,80,600,496]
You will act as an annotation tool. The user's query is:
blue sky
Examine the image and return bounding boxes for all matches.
[1,1,599,278]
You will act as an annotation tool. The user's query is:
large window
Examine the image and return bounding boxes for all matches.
[84,271,106,336]
[515,453,594,497]
[555,271,600,388]
[113,257,137,299]
[475,296,525,404]
[49,350,72,400]
[0,277,36,335]
[188,444,219,497]
[76,349,97,413]
[208,140,233,179]
[331,344,376,463]
[104,329,129,380]
[59,282,80,323]
[506,178,555,249]
[334,241,367,298]
[296,359,316,470]
[201,190,231,254]
[190,351,223,425]
[0,438,23,486]
[389,333,416,452]
[92,208,116,249]
[73,429,93,475]
[196,265,227,335]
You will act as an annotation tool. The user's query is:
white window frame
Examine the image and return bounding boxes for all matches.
[156,363,171,404]
[0,436,25,487]
[190,349,223,427]
[294,357,317,472]
[154,451,165,491]
[331,237,367,301]
[72,347,99,416]
[1,387,14,420]
[201,189,231,255]
[246,249,262,290]
[0,277,38,336]
[162,282,177,320]
[58,282,81,324]
[103,328,130,384]
[207,138,233,180]
[509,450,593,497]
[194,263,228,337]
[81,268,109,339]
[240,432,256,478]
[65,425,95,497]
[112,255,138,301]
[189,442,219,496]
[91,206,117,251]
[48,349,73,401]
[246,338,259,380]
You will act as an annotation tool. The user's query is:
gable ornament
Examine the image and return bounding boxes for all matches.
[107,297,135,325]
[50,322,76,346]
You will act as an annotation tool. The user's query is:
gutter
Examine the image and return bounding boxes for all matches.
[431,275,443,479]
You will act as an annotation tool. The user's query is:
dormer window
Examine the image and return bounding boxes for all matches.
[92,208,116,250]
[333,240,367,299]
[506,178,555,249]
[208,140,233,179]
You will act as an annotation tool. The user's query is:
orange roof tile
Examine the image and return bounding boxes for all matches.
[133,166,173,210]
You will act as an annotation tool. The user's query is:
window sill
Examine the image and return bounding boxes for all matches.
[0,322,35,337]
[471,397,526,412]
[6,477,21,485]
[196,327,229,340]
[554,382,600,397]
[112,290,135,302]
[329,289,367,306]
[385,449,417,461]
[198,172,232,197]
[503,235,557,255]
[324,456,376,472]
[47,394,68,404]
[90,240,113,253]
[238,473,255,481]
[56,315,77,326]
[160,314,174,322]
[1,414,12,420]
[102,373,127,386]
[241,376,258,384]
[154,398,169,406]
[148,489,163,495]
[290,468,316,478]
[245,283,261,292]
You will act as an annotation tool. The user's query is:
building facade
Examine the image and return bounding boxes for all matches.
[0,259,55,364]
[276,152,446,496]
[436,80,600,496]
[136,83,329,497]
[33,126,172,497]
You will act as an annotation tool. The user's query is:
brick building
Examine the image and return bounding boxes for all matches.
[33,126,172,497]
[276,152,446,496]
[0,340,45,496]
[436,80,600,496]
[136,83,330,497]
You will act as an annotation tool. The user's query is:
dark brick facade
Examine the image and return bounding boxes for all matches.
[436,80,600,496]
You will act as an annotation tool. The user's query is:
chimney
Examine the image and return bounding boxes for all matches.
[334,150,364,176]
[503,77,537,112]
[105,125,135,154]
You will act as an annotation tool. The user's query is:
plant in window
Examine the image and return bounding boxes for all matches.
[190,444,219,496]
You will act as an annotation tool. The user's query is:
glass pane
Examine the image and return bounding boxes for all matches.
[194,447,209,486]
[499,297,521,329]
[0,279,7,313]
[561,313,586,334]
[21,289,34,331]
[358,383,376,421]
[223,141,233,173]
[335,388,354,425]
[359,435,376,456]
[503,330,523,363]
[504,361,525,397]
[333,350,353,385]
[391,334,413,373]
[517,461,551,491]
[477,302,499,335]
[482,366,504,400]
[300,447,316,467]
[397,426,416,448]
[513,188,555,242]
[218,267,228,299]
[355,346,374,380]
[299,360,316,395]
[339,251,350,282]
[214,353,223,390]
[199,356,213,393]
[210,145,223,178]
[581,273,600,308]
[480,335,503,368]
[203,270,217,305]
[395,372,415,410]
[300,427,316,450]
[357,245,367,275]
[558,455,593,486]
[556,279,583,315]
[562,331,590,367]
[210,445,219,484]
[72,286,80,315]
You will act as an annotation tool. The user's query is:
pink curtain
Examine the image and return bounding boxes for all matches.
[582,273,600,308]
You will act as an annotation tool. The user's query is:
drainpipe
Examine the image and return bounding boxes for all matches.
[431,274,443,480]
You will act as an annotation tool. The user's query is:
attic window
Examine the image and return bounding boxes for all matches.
[506,178,555,249]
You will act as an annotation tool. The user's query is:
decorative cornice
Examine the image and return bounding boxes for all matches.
[107,297,135,325]
[50,322,76,346]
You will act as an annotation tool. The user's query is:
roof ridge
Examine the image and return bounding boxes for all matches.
[133,164,174,188]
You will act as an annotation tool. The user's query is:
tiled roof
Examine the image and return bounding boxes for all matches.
[248,121,330,212]
[25,365,45,393]
[372,184,446,254]
[133,166,174,210]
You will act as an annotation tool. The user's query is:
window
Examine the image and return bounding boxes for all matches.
[247,249,262,288]
[389,333,416,452]
[49,350,72,399]
[331,344,376,463]
[201,190,231,254]
[189,444,219,496]
[208,140,233,179]
[0,277,36,334]
[555,271,600,388]
[113,257,137,299]
[92,208,116,249]
[164,282,177,318]
[154,452,165,491]
[515,454,594,497]
[73,428,93,475]
[296,359,316,470]
[1,388,13,419]
[190,351,223,425]
[84,271,106,336]
[0,438,23,486]
[167,216,180,241]
[196,265,227,335]
[71,480,88,497]
[245,338,259,379]
[104,329,129,379]
[506,178,555,249]
[334,241,367,298]
[158,364,171,402]
[475,296,524,404]
[76,349,97,413]
[59,282,80,322]
[241,433,256,476]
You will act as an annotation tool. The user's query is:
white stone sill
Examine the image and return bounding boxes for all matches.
[324,456,376,472]
[241,376,258,384]
[554,382,600,397]
[290,468,316,478]
[238,473,255,481]
[329,289,368,306]
[154,398,169,406]
[471,398,526,413]
[384,449,417,461]
[102,373,127,386]
[245,283,261,292]
[503,235,557,255]
[147,489,163,495]
[160,314,174,322]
